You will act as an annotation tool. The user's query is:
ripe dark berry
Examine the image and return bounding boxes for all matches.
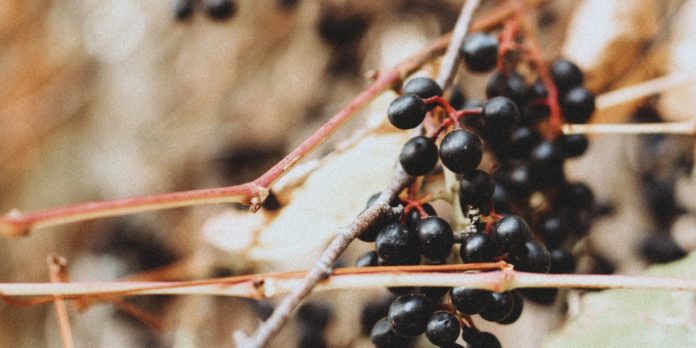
[359,194,398,242]
[297,302,332,330]
[550,249,576,274]
[529,141,565,187]
[439,130,483,174]
[559,134,589,158]
[416,216,454,261]
[498,291,524,325]
[375,223,418,263]
[173,0,194,21]
[276,0,299,10]
[317,11,368,47]
[504,72,529,105]
[361,296,394,336]
[480,291,515,322]
[521,288,558,305]
[483,96,520,131]
[388,94,427,129]
[451,287,490,315]
[371,317,412,348]
[420,285,450,302]
[399,136,438,176]
[486,71,506,99]
[355,251,378,268]
[406,203,436,232]
[550,59,584,95]
[639,233,686,264]
[462,328,502,348]
[562,86,596,124]
[500,163,532,196]
[387,294,435,336]
[492,215,533,253]
[557,182,594,210]
[460,33,499,72]
[425,311,461,347]
[508,240,551,273]
[403,77,443,100]
[204,0,237,21]
[509,126,542,160]
[459,170,495,208]
[538,214,570,248]
[460,232,500,263]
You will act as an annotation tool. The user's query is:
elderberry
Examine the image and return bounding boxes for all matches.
[370,317,411,348]
[458,170,495,209]
[460,33,499,73]
[406,203,436,231]
[480,291,515,322]
[375,223,418,263]
[460,232,500,263]
[204,0,237,21]
[402,77,443,100]
[399,136,438,176]
[498,291,524,325]
[388,94,426,130]
[387,294,435,336]
[483,96,520,131]
[173,0,194,21]
[508,240,551,273]
[416,216,454,261]
[462,328,502,348]
[439,129,483,174]
[550,59,584,95]
[425,311,461,347]
[451,287,490,315]
[562,86,596,124]
[492,215,533,253]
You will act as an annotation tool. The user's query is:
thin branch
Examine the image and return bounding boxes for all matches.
[4,265,696,300]
[596,73,696,109]
[563,120,696,135]
[436,0,482,89]
[48,255,74,348]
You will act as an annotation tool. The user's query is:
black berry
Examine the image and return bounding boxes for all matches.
[550,249,576,274]
[406,203,437,231]
[439,130,483,174]
[562,86,596,124]
[451,287,490,315]
[403,77,443,100]
[425,311,461,347]
[557,182,594,210]
[416,216,455,261]
[399,136,438,176]
[480,291,515,322]
[355,251,379,268]
[203,0,237,21]
[459,170,495,208]
[559,134,589,158]
[173,0,194,21]
[639,233,686,264]
[460,33,499,73]
[388,94,426,129]
[508,240,551,273]
[498,290,524,325]
[491,215,533,253]
[551,59,584,95]
[375,223,418,263]
[460,232,500,263]
[483,96,520,131]
[387,294,435,336]
[371,317,411,348]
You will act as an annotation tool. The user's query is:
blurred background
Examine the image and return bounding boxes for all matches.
[1,0,695,347]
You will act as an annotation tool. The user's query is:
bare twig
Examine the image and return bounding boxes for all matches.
[48,255,74,348]
[4,264,696,300]
[436,0,482,89]
[596,73,696,109]
[563,120,696,135]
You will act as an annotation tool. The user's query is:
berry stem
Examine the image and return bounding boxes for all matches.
[48,255,75,348]
[563,120,696,135]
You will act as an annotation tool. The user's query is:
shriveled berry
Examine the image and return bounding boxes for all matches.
[425,311,461,347]
[403,77,443,99]
[416,216,454,261]
[204,0,237,21]
[460,232,500,263]
[375,223,418,263]
[371,317,412,348]
[460,33,499,73]
[399,136,438,176]
[451,287,490,315]
[388,94,426,129]
[439,130,483,174]
[387,294,435,336]
[483,96,520,131]
[562,86,595,124]
[459,170,495,208]
[498,290,524,325]
[492,216,533,253]
[480,291,515,322]
[551,59,584,95]
[508,240,551,273]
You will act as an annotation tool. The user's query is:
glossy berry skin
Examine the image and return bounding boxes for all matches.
[174,0,194,21]
[403,77,443,100]
[538,214,570,248]
[425,311,461,347]
[460,232,500,263]
[462,328,502,348]
[551,59,584,94]
[560,134,589,158]
[459,170,495,208]
[480,291,515,322]
[388,94,427,129]
[406,203,436,231]
[460,33,499,72]
[483,96,520,131]
[504,72,529,105]
[486,71,506,99]
[416,216,454,261]
[204,0,237,21]
[510,126,542,159]
[451,287,490,315]
[387,294,435,336]
[492,216,533,253]
[371,317,412,348]
[498,291,524,325]
[399,136,438,176]
[562,86,596,124]
[355,251,378,268]
[529,141,565,187]
[509,240,551,273]
[361,297,394,336]
[550,249,576,274]
[439,130,483,174]
[375,223,418,263]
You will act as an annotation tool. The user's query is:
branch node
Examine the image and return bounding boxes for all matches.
[0,210,31,238]
[248,185,270,213]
